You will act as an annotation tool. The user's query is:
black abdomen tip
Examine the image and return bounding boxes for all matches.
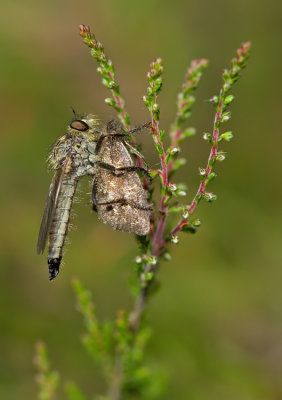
[48,257,62,280]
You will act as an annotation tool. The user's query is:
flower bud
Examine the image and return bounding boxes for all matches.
[171,235,179,244]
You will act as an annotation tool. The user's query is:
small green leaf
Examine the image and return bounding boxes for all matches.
[171,158,186,172]
[182,127,196,138]
[159,129,166,141]
[206,172,217,184]
[154,142,164,156]
[124,113,131,126]
[220,131,233,141]
[181,224,197,234]
[190,218,201,227]
[163,252,172,261]
[168,205,184,213]
[224,95,235,105]
[145,272,154,281]
[208,157,216,168]
[104,98,115,106]
[175,189,186,197]
[149,169,159,179]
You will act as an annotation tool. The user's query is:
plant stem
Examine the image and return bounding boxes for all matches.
[170,95,224,236]
[170,41,251,237]
[108,358,123,400]
[129,284,148,332]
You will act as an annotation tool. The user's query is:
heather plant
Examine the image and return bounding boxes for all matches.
[35,25,251,400]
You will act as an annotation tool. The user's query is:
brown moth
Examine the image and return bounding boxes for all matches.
[92,119,152,236]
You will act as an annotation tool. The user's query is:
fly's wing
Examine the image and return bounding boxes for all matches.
[94,139,151,236]
[37,161,69,254]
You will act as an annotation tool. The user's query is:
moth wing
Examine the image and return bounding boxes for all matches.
[95,140,150,235]
[37,160,69,254]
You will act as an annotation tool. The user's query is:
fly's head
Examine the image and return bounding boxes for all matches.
[48,113,100,170]
[68,113,101,139]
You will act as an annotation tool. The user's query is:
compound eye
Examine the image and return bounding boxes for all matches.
[70,120,89,131]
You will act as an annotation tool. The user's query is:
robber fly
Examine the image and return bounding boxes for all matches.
[37,113,100,280]
[37,114,151,280]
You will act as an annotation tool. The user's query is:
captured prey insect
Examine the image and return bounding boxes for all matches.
[37,114,152,280]
[93,119,152,236]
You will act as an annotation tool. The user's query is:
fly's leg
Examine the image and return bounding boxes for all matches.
[92,175,152,212]
[125,122,152,136]
[96,161,152,181]
[95,122,152,155]
[95,133,107,155]
[95,198,152,212]
[92,178,151,211]
[92,178,98,212]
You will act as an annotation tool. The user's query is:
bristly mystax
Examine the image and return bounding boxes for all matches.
[92,119,152,236]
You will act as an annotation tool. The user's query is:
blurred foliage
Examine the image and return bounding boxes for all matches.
[34,342,59,400]
[1,0,282,399]
[72,279,165,399]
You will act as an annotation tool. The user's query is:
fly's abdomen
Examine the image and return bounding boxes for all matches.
[48,175,77,280]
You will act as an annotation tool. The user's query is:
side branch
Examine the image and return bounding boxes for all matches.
[170,42,251,237]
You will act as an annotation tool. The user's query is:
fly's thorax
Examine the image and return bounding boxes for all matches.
[48,132,98,175]
[71,133,97,168]
[47,134,72,169]
[47,113,101,171]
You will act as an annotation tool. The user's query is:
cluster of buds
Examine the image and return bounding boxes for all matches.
[79,24,130,127]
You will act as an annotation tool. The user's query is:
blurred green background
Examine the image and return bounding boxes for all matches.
[1,0,282,398]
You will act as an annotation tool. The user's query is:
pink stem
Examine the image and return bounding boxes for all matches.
[170,99,223,236]
[150,105,169,255]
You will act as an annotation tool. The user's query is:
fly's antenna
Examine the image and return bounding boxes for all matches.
[71,107,78,119]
